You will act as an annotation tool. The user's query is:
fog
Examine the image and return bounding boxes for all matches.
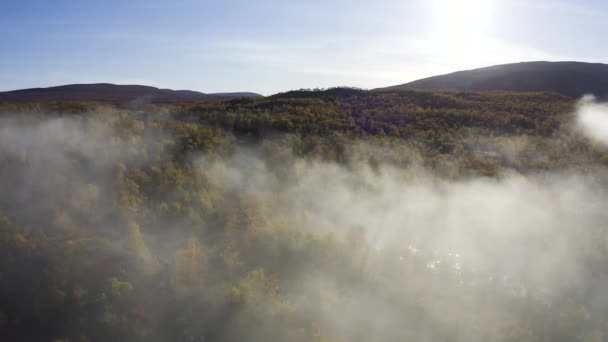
[577,95,608,147]
[1,110,608,341]
[200,146,608,336]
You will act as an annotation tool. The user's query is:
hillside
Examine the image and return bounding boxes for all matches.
[0,83,262,103]
[377,61,608,99]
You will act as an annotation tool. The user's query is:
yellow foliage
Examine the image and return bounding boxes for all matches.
[108,277,133,298]
[73,287,87,304]
[228,286,241,303]
[85,183,99,204]
[172,237,207,286]
[101,310,114,323]
[14,233,28,246]
[127,221,151,260]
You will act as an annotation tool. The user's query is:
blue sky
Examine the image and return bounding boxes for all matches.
[1,0,606,95]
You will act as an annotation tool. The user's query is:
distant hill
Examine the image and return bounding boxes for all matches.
[376,61,608,99]
[0,83,262,103]
[271,87,367,99]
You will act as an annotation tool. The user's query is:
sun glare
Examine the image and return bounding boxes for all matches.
[429,0,496,66]
[434,0,494,38]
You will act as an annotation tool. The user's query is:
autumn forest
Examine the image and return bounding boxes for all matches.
[1,88,608,341]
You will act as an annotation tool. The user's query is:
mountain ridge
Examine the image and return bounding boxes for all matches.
[4,61,608,103]
[0,83,263,103]
[375,61,608,99]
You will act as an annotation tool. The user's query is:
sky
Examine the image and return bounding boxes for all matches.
[1,0,607,95]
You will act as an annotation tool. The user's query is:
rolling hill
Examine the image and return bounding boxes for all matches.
[376,61,608,99]
[0,83,262,103]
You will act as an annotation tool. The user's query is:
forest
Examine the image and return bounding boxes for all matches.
[1,88,608,341]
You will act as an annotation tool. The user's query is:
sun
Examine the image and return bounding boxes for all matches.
[429,0,497,65]
[433,0,494,38]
